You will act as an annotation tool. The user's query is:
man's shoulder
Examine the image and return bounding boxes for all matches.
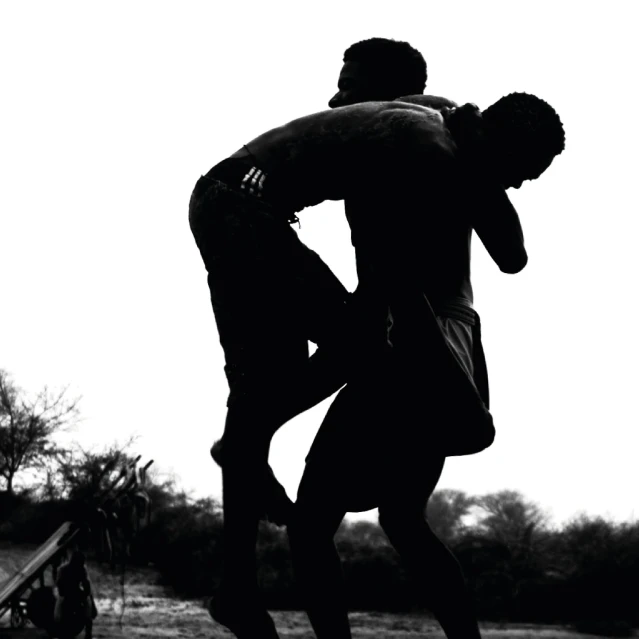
[394,94,459,110]
[377,100,443,118]
[369,102,447,138]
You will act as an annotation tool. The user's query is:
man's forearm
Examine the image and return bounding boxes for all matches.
[473,183,528,274]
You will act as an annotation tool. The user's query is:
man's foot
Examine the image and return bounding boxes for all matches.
[208,594,279,639]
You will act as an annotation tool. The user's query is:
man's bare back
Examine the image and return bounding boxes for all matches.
[231,101,474,303]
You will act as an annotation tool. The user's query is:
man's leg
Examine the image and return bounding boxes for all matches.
[287,378,399,639]
[378,455,482,639]
[189,179,351,635]
[210,397,281,638]
[288,465,351,639]
[209,237,356,526]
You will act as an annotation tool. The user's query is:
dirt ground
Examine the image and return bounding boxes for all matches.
[2,585,630,639]
[0,545,634,639]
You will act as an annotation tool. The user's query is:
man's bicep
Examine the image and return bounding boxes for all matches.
[472,185,528,274]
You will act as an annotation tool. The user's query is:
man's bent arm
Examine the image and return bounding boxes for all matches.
[472,184,528,274]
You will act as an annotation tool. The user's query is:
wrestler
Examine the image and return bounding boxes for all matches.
[190,93,564,638]
[199,37,438,639]
[286,96,566,639]
[208,38,454,517]
[208,36,437,472]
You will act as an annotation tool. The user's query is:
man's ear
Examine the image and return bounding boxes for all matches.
[394,94,459,110]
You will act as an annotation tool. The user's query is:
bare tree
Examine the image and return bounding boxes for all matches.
[53,438,137,501]
[0,369,80,495]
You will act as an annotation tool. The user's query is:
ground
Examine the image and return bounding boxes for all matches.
[0,544,635,638]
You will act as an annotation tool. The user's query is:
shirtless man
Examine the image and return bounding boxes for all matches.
[329,37,459,295]
[197,37,440,639]
[189,93,564,638]
[286,96,565,639]
[209,36,441,502]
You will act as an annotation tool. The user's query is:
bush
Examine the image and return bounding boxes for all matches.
[6,483,639,627]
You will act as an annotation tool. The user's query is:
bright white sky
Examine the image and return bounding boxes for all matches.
[2,1,638,528]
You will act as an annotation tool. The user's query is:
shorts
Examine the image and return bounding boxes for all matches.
[434,297,489,409]
[188,167,349,404]
[305,297,493,467]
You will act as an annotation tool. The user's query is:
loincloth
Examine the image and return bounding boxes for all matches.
[302,296,494,511]
[433,296,489,409]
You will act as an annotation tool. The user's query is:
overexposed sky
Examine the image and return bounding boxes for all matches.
[1,1,638,527]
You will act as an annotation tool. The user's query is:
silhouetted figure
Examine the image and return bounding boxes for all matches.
[54,550,97,639]
[208,37,444,519]
[286,96,566,639]
[190,84,564,637]
[209,38,460,518]
[198,38,450,639]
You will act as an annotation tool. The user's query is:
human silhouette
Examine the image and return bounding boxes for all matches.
[208,37,443,518]
[286,94,565,639]
[194,37,440,639]
[190,80,564,637]
[210,38,462,519]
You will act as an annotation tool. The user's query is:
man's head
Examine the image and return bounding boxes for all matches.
[481,92,566,189]
[329,38,427,108]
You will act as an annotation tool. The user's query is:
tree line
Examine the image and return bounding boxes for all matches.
[1,368,637,636]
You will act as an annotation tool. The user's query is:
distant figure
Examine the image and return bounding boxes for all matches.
[286,96,566,639]
[189,91,564,638]
[54,550,97,639]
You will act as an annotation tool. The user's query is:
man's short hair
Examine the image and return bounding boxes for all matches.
[483,92,566,173]
[344,37,427,95]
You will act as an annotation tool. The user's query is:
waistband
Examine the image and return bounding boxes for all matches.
[431,296,478,325]
[200,155,300,225]
[203,154,267,194]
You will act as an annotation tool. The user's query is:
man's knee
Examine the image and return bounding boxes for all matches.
[221,402,272,457]
[210,438,224,465]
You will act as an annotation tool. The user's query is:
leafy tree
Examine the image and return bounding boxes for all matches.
[475,490,548,547]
